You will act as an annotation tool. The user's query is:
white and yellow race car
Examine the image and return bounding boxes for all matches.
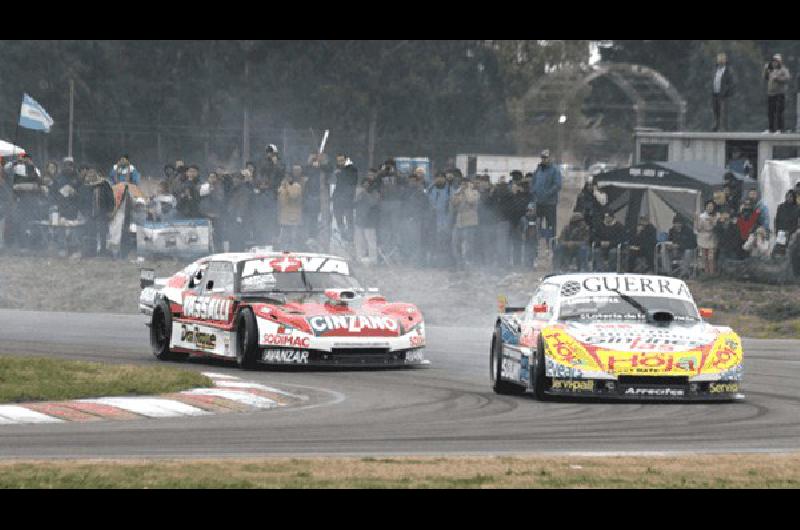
[491,273,744,401]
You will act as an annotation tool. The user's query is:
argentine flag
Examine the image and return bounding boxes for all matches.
[19,93,54,132]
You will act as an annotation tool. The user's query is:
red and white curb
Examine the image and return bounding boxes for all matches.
[0,372,307,425]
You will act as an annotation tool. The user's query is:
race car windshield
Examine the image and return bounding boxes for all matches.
[239,271,361,293]
[558,295,699,322]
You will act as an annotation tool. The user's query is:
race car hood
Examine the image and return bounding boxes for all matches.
[541,322,742,378]
[252,297,422,338]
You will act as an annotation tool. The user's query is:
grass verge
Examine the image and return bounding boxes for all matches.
[1,454,799,488]
[0,355,212,404]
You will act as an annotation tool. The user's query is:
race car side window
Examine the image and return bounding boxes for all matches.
[201,262,235,296]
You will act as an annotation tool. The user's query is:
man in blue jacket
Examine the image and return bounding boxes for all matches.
[531,149,562,245]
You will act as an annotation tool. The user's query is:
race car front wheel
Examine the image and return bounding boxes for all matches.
[490,325,525,395]
[235,307,260,370]
[151,299,187,362]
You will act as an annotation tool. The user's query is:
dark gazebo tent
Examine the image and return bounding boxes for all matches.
[593,161,744,237]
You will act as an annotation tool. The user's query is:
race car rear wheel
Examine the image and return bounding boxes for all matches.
[533,336,548,400]
[490,325,525,395]
[235,307,259,370]
[151,299,187,362]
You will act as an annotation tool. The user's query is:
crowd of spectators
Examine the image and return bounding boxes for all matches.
[552,168,800,280]
[0,145,568,268]
[2,141,800,282]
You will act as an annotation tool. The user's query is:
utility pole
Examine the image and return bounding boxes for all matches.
[68,79,74,158]
[243,59,250,168]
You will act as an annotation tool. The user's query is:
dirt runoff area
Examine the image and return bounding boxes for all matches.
[0,453,798,488]
[0,253,799,339]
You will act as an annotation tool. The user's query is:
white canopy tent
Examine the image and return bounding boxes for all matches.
[760,159,800,232]
[0,139,26,158]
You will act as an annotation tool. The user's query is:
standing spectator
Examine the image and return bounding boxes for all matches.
[332,155,357,243]
[664,215,698,278]
[626,216,657,272]
[773,190,799,256]
[715,211,745,262]
[574,176,606,246]
[427,172,452,267]
[353,175,381,265]
[198,173,226,250]
[450,176,480,269]
[488,178,512,267]
[696,200,719,275]
[9,154,43,250]
[723,171,743,213]
[554,212,590,272]
[711,52,735,132]
[43,161,59,190]
[225,172,252,252]
[530,149,562,245]
[163,165,177,194]
[251,171,277,247]
[745,189,770,232]
[764,53,791,133]
[378,162,403,255]
[475,174,496,266]
[176,165,201,219]
[79,168,115,257]
[743,226,770,258]
[303,156,324,244]
[405,170,429,264]
[736,199,761,247]
[108,154,141,185]
[595,212,625,272]
[260,144,284,190]
[277,169,303,249]
[151,180,178,222]
[517,203,539,269]
[508,179,531,267]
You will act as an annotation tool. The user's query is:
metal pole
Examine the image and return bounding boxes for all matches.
[68,79,74,158]
[243,59,250,168]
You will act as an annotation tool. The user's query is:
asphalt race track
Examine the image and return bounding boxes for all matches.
[1,308,799,459]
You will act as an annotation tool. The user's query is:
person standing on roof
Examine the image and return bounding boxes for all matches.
[531,149,562,247]
[764,53,791,133]
[712,52,735,132]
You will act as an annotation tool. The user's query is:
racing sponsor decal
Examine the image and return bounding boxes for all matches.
[409,334,425,347]
[579,275,692,298]
[560,280,582,297]
[307,315,399,336]
[545,358,585,379]
[623,387,685,397]
[182,294,232,321]
[241,256,349,277]
[180,324,217,350]
[551,379,594,392]
[709,382,739,393]
[262,333,311,348]
[541,328,742,377]
[262,349,310,364]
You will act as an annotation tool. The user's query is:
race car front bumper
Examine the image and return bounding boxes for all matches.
[544,376,744,401]
[257,347,429,368]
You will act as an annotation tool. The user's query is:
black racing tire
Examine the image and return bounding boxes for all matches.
[533,336,548,400]
[490,323,525,395]
[150,299,188,362]
[235,307,260,370]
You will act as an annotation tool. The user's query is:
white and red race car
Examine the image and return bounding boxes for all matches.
[139,251,427,368]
